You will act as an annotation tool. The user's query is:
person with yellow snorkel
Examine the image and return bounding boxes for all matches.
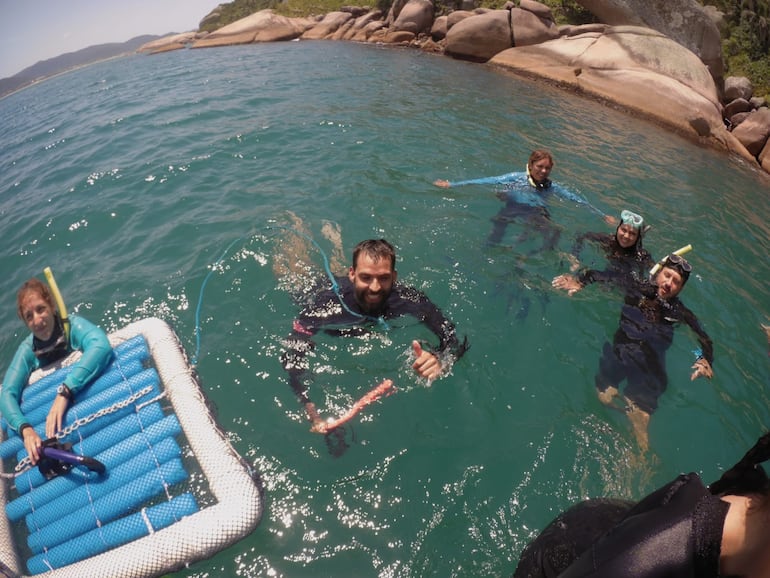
[554,250,713,453]
[0,275,112,465]
[434,149,615,251]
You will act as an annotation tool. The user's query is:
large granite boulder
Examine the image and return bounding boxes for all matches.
[192,10,315,47]
[445,2,558,61]
[731,108,770,157]
[489,25,723,139]
[301,11,354,40]
[137,32,199,54]
[391,0,434,35]
[445,10,513,61]
[574,0,724,82]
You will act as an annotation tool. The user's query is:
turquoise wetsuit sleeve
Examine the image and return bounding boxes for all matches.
[0,336,39,432]
[447,172,521,187]
[62,315,113,396]
[552,183,605,217]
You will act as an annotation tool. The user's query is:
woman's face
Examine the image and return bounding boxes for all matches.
[20,291,55,340]
[616,223,640,248]
[529,158,553,184]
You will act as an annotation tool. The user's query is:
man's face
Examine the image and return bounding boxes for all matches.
[349,253,396,314]
[529,158,553,184]
[655,266,685,300]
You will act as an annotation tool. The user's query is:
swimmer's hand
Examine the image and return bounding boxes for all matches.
[552,274,584,296]
[690,358,713,381]
[604,214,618,226]
[433,179,451,188]
[412,341,442,380]
[21,426,43,465]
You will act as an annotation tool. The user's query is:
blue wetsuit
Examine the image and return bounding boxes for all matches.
[0,314,113,433]
[446,171,604,250]
[281,276,468,403]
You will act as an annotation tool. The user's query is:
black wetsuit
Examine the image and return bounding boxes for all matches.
[281,276,468,403]
[592,277,713,414]
[573,232,654,287]
[513,473,728,578]
[515,432,770,577]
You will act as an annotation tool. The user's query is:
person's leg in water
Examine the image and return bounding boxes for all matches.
[321,219,346,275]
[527,211,561,255]
[595,340,625,409]
[486,210,512,247]
[622,353,666,455]
[272,211,318,284]
[625,402,651,454]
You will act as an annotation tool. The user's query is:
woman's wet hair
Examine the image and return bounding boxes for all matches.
[529,149,554,167]
[352,239,396,271]
[17,278,55,320]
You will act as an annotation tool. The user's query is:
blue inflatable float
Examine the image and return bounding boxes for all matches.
[0,318,263,577]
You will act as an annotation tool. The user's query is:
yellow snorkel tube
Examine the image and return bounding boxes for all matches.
[43,266,70,343]
[649,244,693,277]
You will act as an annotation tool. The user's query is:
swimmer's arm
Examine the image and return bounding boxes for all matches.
[434,172,521,188]
[0,340,39,433]
[63,316,113,395]
[552,183,613,222]
[682,306,714,380]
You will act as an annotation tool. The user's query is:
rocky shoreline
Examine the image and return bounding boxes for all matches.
[138,0,770,180]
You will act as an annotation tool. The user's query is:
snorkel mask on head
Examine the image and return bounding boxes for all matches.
[620,209,644,230]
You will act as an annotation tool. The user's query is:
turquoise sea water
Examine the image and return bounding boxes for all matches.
[1,41,769,577]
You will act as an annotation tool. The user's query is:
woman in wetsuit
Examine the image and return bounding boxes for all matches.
[513,430,770,577]
[434,149,615,252]
[0,278,112,465]
[552,209,653,295]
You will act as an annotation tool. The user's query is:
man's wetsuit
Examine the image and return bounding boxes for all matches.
[281,276,468,403]
[592,277,713,414]
[445,172,604,250]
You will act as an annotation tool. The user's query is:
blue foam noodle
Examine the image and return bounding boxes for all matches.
[10,406,176,500]
[18,358,146,429]
[27,458,189,553]
[3,368,160,461]
[26,492,199,574]
[18,335,147,405]
[25,437,181,531]
[8,411,179,515]
[18,339,149,416]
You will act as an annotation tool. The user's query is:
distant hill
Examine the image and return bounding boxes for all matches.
[0,34,170,98]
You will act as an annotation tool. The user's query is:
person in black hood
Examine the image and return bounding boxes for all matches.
[513,430,770,578]
[552,209,654,296]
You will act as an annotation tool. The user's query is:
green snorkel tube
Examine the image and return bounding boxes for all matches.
[43,266,70,344]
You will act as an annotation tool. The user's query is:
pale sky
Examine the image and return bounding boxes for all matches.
[0,0,221,79]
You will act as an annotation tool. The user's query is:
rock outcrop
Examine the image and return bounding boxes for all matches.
[137,0,770,178]
[574,0,724,84]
